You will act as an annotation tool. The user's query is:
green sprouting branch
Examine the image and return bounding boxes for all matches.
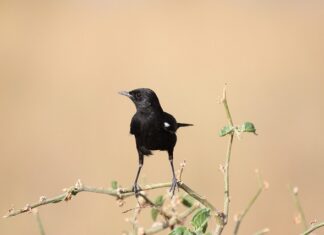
[233,170,266,235]
[214,85,235,235]
[214,85,258,235]
[3,180,218,219]
[301,222,324,235]
[289,186,308,230]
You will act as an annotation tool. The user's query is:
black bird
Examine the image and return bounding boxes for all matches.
[119,88,192,196]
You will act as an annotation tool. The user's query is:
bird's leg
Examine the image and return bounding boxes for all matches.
[168,151,178,197]
[132,154,143,197]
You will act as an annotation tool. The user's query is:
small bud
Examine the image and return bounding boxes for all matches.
[75,179,83,189]
[294,214,301,224]
[39,196,47,203]
[23,204,32,213]
[116,198,125,207]
[8,207,14,213]
[263,181,270,190]
[310,219,318,225]
[219,164,225,174]
[293,187,299,195]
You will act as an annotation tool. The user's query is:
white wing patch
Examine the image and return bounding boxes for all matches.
[164,122,170,128]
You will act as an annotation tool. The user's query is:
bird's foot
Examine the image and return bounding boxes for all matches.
[132,183,142,197]
[169,178,179,198]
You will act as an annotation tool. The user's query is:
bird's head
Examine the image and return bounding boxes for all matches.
[119,88,162,112]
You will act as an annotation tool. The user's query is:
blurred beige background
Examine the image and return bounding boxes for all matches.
[0,1,323,234]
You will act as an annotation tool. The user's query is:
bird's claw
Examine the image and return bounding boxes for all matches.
[132,184,142,197]
[169,178,178,198]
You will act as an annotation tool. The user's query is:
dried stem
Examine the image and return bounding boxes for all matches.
[301,222,324,235]
[233,171,265,235]
[290,186,308,230]
[3,180,218,219]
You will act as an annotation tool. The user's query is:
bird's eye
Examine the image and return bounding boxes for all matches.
[135,93,142,99]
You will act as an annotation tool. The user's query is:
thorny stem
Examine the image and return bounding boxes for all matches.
[301,222,324,235]
[233,171,265,235]
[290,186,308,231]
[3,180,218,219]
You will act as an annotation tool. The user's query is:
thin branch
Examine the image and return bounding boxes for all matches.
[138,193,172,221]
[252,228,270,235]
[222,84,234,126]
[3,180,170,218]
[33,209,46,235]
[179,182,219,214]
[144,203,199,235]
[223,134,234,222]
[301,222,324,235]
[290,186,308,230]
[233,170,265,235]
[214,85,235,235]
[4,180,218,219]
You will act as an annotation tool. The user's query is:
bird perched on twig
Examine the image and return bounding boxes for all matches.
[119,88,192,197]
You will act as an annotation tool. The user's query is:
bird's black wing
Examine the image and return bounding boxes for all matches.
[130,115,141,135]
[162,112,178,134]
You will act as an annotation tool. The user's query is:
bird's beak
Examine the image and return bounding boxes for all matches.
[118,91,132,98]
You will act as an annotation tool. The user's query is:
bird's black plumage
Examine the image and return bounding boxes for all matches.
[119,88,192,196]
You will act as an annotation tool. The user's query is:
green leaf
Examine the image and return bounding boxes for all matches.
[151,195,165,221]
[182,194,195,208]
[111,180,118,190]
[151,208,159,222]
[219,125,234,137]
[191,208,210,233]
[154,195,165,206]
[169,227,187,235]
[240,122,257,134]
[169,227,196,235]
[184,230,196,235]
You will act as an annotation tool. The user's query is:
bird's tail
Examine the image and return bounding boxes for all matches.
[177,123,194,129]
